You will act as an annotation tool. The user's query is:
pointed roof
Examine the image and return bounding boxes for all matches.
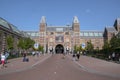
[105,27,117,32]
[40,16,46,23]
[117,18,120,25]
[73,16,79,23]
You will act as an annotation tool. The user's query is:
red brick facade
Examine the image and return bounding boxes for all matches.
[26,17,120,53]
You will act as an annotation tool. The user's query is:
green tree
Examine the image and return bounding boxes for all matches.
[74,45,82,53]
[17,38,25,50]
[18,38,35,50]
[102,40,111,57]
[38,45,44,53]
[78,45,82,52]
[74,45,78,53]
[110,36,120,53]
[110,36,120,50]
[24,38,35,50]
[86,41,94,54]
[6,35,14,50]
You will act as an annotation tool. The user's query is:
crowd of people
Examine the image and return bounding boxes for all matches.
[0,49,119,69]
[0,51,9,68]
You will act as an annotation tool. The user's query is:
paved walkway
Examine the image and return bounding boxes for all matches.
[0,54,120,79]
[68,54,120,78]
[0,54,51,75]
[0,54,120,80]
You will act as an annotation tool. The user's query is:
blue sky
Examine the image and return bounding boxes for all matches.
[0,0,120,31]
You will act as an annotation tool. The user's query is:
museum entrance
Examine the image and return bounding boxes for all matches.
[55,44,64,54]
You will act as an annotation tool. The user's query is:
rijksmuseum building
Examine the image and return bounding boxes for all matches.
[0,16,120,53]
[25,16,120,53]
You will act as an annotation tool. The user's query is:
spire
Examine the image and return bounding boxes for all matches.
[73,16,79,23]
[40,16,46,23]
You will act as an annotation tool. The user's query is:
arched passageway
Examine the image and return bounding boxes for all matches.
[55,44,64,54]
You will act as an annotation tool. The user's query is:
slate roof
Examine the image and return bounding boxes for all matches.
[47,26,72,32]
[80,30,104,38]
[105,27,117,32]
[0,17,21,34]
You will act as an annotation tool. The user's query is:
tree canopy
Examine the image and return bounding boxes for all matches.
[86,41,94,52]
[6,35,14,50]
[110,36,120,52]
[17,38,35,50]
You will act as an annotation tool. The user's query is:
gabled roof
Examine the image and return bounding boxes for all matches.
[105,27,117,32]
[47,26,72,32]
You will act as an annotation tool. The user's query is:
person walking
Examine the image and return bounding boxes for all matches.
[108,54,111,61]
[116,53,119,61]
[112,52,115,61]
[76,51,80,61]
[0,52,6,68]
[32,51,35,56]
[72,53,76,61]
[23,51,27,62]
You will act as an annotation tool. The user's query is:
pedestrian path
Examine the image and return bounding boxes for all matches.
[0,54,51,75]
[68,54,120,78]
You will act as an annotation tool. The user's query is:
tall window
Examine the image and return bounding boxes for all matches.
[89,32,94,36]
[80,32,83,36]
[55,36,64,42]
[84,32,88,36]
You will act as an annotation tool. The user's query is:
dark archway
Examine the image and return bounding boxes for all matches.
[55,44,64,54]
